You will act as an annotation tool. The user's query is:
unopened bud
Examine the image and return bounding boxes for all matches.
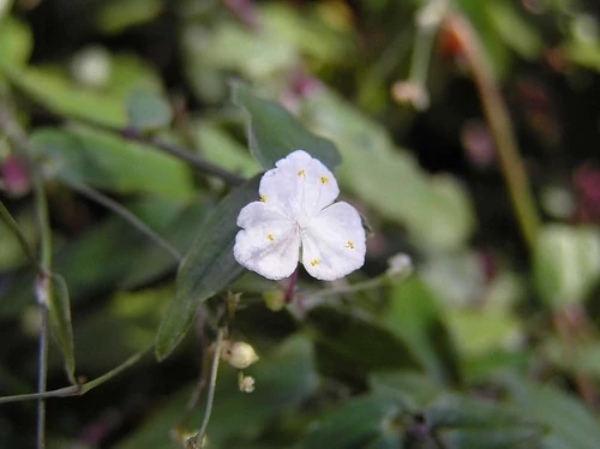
[222,341,259,369]
[238,374,255,393]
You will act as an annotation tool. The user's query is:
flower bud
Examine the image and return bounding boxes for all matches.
[222,341,259,369]
[238,374,255,393]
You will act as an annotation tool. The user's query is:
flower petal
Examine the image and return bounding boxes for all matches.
[259,150,339,217]
[300,202,366,281]
[234,204,300,280]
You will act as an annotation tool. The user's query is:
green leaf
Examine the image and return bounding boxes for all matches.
[126,88,173,131]
[0,15,32,69]
[155,176,261,360]
[487,1,542,60]
[504,376,600,449]
[96,0,164,35]
[307,306,420,382]
[384,276,460,385]
[47,273,76,384]
[300,393,403,449]
[192,121,262,178]
[232,83,341,170]
[534,225,600,309]
[7,67,127,127]
[29,125,194,199]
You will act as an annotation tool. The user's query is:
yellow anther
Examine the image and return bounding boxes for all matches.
[297,169,306,177]
[267,233,275,242]
[346,241,355,249]
[320,176,329,184]
[310,259,320,266]
[260,194,268,203]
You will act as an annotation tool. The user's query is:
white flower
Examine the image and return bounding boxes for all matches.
[234,150,366,281]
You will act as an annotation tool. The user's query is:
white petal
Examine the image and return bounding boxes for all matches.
[258,150,339,217]
[234,205,300,280]
[300,202,366,281]
[237,201,289,228]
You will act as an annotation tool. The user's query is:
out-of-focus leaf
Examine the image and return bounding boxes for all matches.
[193,121,261,178]
[369,371,442,411]
[232,84,341,170]
[107,53,163,95]
[307,306,420,382]
[7,67,126,127]
[384,276,460,385]
[299,393,403,449]
[421,251,486,307]
[445,307,521,358]
[0,15,32,69]
[47,273,76,383]
[487,1,542,60]
[302,87,474,250]
[503,376,600,449]
[126,88,172,131]
[262,3,354,63]
[564,39,600,72]
[117,335,318,449]
[188,21,296,80]
[427,394,543,449]
[29,125,194,199]
[96,0,164,35]
[155,176,260,361]
[534,225,600,309]
[438,427,542,449]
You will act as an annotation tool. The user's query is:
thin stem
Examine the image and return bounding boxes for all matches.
[0,344,152,405]
[0,200,41,270]
[189,328,225,449]
[443,13,540,249]
[35,290,49,449]
[65,179,183,263]
[117,127,246,187]
[308,275,386,301]
[1,102,54,449]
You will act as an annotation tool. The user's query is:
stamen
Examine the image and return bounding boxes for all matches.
[345,241,355,249]
[260,195,268,203]
[267,233,275,242]
[297,169,306,177]
[320,176,329,184]
[310,259,320,266]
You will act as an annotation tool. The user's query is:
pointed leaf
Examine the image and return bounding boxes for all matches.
[47,273,76,384]
[155,176,261,360]
[232,83,341,170]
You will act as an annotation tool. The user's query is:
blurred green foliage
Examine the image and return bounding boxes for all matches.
[2,0,600,448]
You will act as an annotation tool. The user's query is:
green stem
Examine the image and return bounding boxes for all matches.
[444,13,540,249]
[66,179,183,263]
[0,344,152,404]
[189,328,225,449]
